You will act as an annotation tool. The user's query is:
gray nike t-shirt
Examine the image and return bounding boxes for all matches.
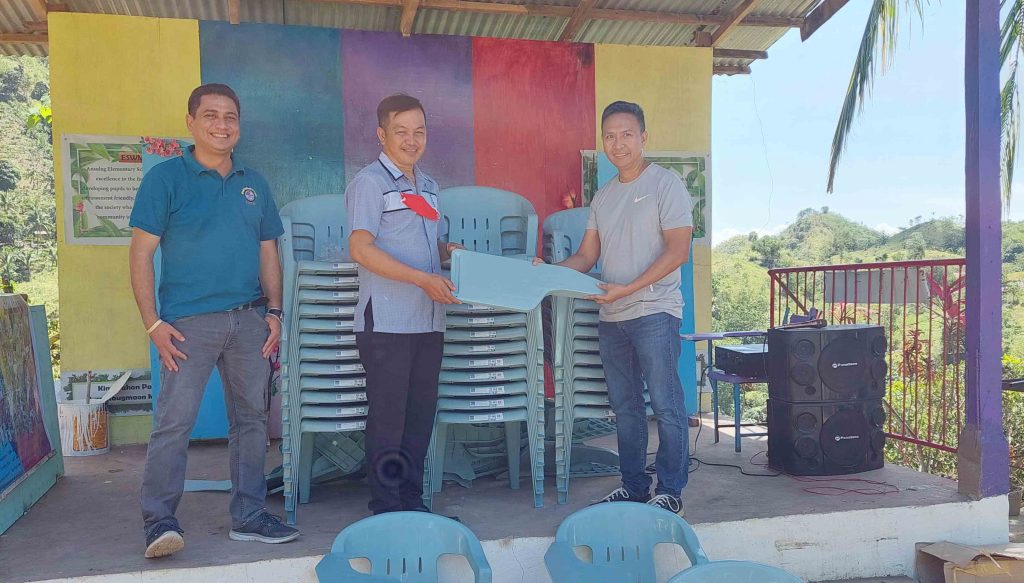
[586,163,693,322]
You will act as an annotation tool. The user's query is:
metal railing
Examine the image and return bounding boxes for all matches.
[769,259,967,455]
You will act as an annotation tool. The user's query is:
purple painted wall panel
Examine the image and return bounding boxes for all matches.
[341,31,475,189]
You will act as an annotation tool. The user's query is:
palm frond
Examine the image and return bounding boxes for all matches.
[1001,0,1024,208]
[827,0,926,193]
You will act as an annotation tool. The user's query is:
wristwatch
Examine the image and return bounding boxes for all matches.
[267,308,284,320]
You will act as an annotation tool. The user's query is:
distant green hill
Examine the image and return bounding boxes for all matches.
[712,207,1024,355]
[715,207,888,267]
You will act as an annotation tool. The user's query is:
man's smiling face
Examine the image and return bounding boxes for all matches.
[186,94,240,156]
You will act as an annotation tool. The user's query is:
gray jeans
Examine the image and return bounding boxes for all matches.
[141,308,271,532]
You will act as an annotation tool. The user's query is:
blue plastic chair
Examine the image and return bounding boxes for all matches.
[544,502,708,583]
[440,186,538,257]
[669,561,804,582]
[315,512,493,582]
[542,207,601,273]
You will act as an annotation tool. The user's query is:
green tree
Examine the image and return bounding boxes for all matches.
[0,63,24,103]
[0,160,20,192]
[750,235,784,268]
[904,232,927,260]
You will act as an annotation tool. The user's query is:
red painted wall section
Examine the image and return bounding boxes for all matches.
[471,38,596,224]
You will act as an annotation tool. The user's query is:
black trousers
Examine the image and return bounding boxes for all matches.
[356,304,443,514]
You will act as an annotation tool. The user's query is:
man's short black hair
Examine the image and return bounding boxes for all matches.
[601,100,645,132]
[377,93,425,128]
[187,83,240,117]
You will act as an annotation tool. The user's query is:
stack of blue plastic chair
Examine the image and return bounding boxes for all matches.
[542,208,652,504]
[279,195,368,523]
[423,186,546,509]
[315,511,493,582]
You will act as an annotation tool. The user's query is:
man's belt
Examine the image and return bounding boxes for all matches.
[227,297,269,311]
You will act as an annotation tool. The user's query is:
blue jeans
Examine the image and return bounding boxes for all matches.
[598,312,689,498]
[141,308,271,534]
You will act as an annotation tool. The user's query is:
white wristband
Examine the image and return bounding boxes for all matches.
[146,319,164,335]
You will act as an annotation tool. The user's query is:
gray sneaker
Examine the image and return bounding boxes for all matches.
[144,522,185,559]
[229,511,300,544]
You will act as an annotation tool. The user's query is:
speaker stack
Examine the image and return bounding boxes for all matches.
[767,324,888,476]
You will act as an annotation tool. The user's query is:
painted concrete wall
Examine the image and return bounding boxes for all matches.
[33,495,1009,583]
[50,12,713,444]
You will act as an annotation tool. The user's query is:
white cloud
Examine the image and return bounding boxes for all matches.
[874,222,900,235]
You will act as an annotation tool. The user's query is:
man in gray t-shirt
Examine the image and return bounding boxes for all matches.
[554,101,693,514]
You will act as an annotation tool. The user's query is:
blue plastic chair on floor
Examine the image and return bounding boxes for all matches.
[544,502,707,583]
[315,511,493,582]
[669,561,804,582]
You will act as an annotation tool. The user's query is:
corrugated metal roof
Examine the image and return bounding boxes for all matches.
[1,0,822,61]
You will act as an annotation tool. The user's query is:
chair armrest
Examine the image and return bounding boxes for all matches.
[461,529,493,582]
[314,553,394,582]
[544,541,632,583]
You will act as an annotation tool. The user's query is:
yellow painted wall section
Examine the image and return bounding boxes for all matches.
[50,13,200,373]
[595,45,713,332]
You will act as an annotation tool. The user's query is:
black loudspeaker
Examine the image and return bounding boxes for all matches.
[768,324,887,403]
[767,398,886,475]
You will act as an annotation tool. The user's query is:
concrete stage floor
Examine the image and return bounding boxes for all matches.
[0,417,1001,583]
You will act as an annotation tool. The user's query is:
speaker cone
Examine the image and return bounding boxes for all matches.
[820,409,870,467]
[818,336,865,395]
[794,339,816,360]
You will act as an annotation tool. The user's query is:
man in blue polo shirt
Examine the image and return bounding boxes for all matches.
[346,94,461,515]
[128,83,299,559]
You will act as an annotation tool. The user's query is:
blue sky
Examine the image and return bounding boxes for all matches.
[710,1,1012,244]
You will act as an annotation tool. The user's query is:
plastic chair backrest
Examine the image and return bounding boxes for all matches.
[668,560,804,583]
[327,511,491,581]
[554,502,709,577]
[441,186,538,257]
[542,207,601,274]
[279,194,349,262]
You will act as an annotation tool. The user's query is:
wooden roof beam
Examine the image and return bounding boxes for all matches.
[400,0,421,35]
[228,0,240,24]
[713,48,767,60]
[589,8,799,28]
[714,64,750,75]
[307,1,802,27]
[800,0,850,41]
[559,0,597,42]
[0,33,48,44]
[26,0,49,22]
[708,0,761,46]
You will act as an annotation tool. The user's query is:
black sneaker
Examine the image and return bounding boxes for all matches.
[144,522,185,559]
[407,504,462,523]
[592,486,651,505]
[229,511,300,544]
[647,494,683,515]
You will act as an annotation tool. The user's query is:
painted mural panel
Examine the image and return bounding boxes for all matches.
[341,31,475,190]
[199,21,345,206]
[472,38,596,221]
[0,296,53,494]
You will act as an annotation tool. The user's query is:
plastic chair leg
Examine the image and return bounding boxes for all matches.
[506,421,521,490]
[299,431,315,504]
[431,422,449,494]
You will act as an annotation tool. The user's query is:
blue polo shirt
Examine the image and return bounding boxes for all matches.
[129,146,284,323]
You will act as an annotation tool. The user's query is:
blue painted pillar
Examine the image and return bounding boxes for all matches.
[958,0,1010,499]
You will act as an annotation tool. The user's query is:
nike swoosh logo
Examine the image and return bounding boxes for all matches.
[633,194,653,203]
